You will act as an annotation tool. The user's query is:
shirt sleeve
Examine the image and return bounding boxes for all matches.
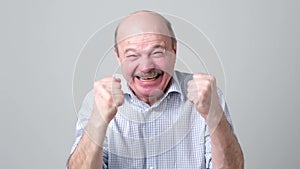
[205,88,234,169]
[68,90,109,168]
[217,88,234,131]
[70,90,94,154]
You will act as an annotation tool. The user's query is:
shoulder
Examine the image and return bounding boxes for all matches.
[173,70,193,81]
[77,89,94,120]
[173,70,193,97]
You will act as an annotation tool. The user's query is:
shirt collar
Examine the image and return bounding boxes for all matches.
[167,70,184,101]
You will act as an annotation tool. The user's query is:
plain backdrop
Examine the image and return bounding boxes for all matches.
[1,0,299,168]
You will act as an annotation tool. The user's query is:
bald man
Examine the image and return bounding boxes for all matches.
[68,11,244,169]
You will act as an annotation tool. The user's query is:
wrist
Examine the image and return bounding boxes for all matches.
[84,106,109,146]
[206,105,224,135]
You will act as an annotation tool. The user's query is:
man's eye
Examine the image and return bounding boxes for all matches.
[153,51,163,54]
[151,50,165,57]
[126,54,137,58]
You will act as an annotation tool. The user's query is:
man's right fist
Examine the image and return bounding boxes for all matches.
[93,77,124,123]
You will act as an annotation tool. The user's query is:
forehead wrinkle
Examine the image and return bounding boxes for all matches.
[122,41,166,55]
[120,35,168,54]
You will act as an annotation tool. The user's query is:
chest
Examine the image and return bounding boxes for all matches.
[104,97,208,168]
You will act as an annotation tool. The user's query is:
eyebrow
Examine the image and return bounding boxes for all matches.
[123,44,166,54]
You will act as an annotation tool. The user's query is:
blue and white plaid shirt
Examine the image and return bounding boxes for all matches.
[71,71,233,169]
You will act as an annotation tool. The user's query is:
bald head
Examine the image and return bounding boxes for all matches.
[114,10,176,53]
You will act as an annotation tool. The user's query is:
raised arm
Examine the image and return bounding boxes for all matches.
[187,73,244,168]
[68,77,124,169]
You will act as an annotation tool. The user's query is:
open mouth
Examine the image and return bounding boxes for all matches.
[135,71,163,82]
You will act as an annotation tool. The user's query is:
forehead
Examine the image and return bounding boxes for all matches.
[117,33,172,49]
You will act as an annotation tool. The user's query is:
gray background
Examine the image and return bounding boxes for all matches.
[1,0,299,168]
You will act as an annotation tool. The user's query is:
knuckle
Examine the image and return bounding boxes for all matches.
[96,80,106,87]
[193,74,201,80]
[203,79,210,86]
[204,83,210,90]
[94,80,100,88]
[107,95,114,103]
[208,75,216,82]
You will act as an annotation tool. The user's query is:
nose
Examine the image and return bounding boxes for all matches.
[139,55,155,72]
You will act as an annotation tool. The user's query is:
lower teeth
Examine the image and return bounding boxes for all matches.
[141,77,155,80]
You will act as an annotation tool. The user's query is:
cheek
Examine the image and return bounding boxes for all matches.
[157,57,175,76]
[121,60,137,79]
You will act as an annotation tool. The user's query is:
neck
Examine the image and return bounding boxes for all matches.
[140,90,164,106]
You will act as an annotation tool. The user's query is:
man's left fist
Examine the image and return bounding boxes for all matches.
[187,73,223,120]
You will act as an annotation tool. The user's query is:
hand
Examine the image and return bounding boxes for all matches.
[93,77,124,123]
[187,73,223,121]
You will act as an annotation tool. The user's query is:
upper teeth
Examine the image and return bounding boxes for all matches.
[139,72,158,79]
[138,72,161,81]
[140,76,156,80]
[141,75,155,79]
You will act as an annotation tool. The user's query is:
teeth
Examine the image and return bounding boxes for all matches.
[140,76,156,81]
[141,75,156,79]
[138,72,160,81]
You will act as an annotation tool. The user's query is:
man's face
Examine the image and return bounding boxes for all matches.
[115,34,176,104]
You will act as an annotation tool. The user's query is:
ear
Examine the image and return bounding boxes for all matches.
[173,45,177,54]
[173,44,177,55]
[114,47,122,65]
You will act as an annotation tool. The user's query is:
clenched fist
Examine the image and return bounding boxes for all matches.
[93,77,124,123]
[187,73,223,123]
